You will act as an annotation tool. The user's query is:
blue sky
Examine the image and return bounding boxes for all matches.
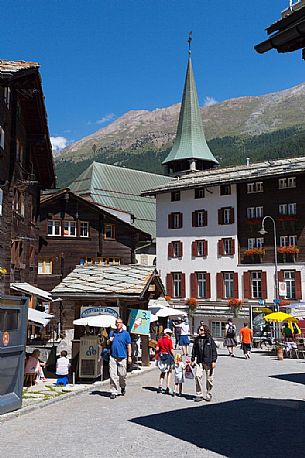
[1,1,304,150]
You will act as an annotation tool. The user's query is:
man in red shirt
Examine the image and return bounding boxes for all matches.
[240,322,253,359]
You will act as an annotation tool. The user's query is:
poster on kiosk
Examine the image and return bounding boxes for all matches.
[128,309,151,335]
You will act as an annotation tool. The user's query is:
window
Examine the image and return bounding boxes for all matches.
[251,272,262,299]
[279,203,296,215]
[279,177,296,189]
[172,241,181,258]
[224,272,234,298]
[223,208,231,225]
[0,126,4,149]
[173,272,182,298]
[197,240,206,257]
[64,221,76,237]
[195,187,205,199]
[48,220,61,236]
[197,272,206,299]
[247,182,263,193]
[279,235,297,247]
[80,222,89,237]
[220,184,231,196]
[4,87,10,109]
[11,241,23,267]
[104,223,115,239]
[284,271,295,299]
[219,207,234,225]
[196,210,207,227]
[211,321,226,338]
[12,190,25,217]
[247,207,263,219]
[171,191,180,202]
[38,258,52,274]
[247,238,264,249]
[168,212,183,229]
[223,238,233,255]
[0,310,19,332]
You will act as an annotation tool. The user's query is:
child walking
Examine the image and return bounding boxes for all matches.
[173,353,185,397]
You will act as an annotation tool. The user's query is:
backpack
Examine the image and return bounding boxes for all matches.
[227,324,236,338]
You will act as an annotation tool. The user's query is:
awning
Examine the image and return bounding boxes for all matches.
[28,308,54,327]
[73,315,116,328]
[10,282,52,301]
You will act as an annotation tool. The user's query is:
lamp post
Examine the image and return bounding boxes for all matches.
[259,216,279,311]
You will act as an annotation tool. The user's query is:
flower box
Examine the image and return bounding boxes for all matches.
[277,215,297,222]
[244,248,265,257]
[277,245,299,254]
[246,218,263,225]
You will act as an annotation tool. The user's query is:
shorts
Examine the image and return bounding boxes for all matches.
[179,335,190,346]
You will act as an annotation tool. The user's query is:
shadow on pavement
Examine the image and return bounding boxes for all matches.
[142,386,194,400]
[90,390,111,397]
[270,372,305,386]
[130,397,305,457]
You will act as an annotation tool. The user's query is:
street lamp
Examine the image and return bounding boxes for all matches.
[259,216,279,311]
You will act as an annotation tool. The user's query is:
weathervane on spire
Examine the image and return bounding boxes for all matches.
[188,31,192,55]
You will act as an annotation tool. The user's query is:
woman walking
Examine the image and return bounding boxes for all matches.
[156,328,175,394]
[224,318,237,357]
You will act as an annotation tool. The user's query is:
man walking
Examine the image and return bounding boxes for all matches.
[109,317,132,399]
[240,322,253,359]
[191,325,217,402]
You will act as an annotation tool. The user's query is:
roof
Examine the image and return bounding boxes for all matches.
[255,4,305,55]
[10,282,52,301]
[52,264,164,298]
[0,60,39,76]
[143,156,305,195]
[69,162,172,237]
[40,188,151,241]
[28,308,54,327]
[162,56,218,167]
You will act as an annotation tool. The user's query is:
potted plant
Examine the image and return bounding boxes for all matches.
[164,295,172,302]
[228,298,242,317]
[244,247,265,263]
[277,245,299,262]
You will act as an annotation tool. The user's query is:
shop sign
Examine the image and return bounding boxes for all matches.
[279,282,287,297]
[80,306,119,318]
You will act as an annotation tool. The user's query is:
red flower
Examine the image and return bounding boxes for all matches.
[228,298,242,307]
[244,247,265,257]
[277,245,299,254]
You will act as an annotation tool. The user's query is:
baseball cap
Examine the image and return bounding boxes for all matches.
[164,328,173,334]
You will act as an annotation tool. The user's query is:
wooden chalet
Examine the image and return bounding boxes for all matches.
[0,60,55,295]
[37,189,151,293]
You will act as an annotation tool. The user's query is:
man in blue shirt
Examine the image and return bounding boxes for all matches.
[109,317,132,399]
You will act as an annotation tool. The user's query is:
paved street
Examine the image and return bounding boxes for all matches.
[1,349,305,457]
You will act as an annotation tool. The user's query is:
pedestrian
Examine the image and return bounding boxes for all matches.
[173,353,185,397]
[240,322,253,359]
[175,317,190,356]
[156,328,175,394]
[224,318,237,357]
[191,325,217,402]
[173,317,182,349]
[108,317,132,399]
[56,350,70,386]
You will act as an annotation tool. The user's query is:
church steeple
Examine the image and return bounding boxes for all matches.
[163,35,218,176]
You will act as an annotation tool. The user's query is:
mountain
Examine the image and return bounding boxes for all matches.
[55,82,305,187]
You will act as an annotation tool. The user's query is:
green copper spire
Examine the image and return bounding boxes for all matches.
[163,53,218,169]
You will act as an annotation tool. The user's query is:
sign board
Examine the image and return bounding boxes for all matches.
[80,306,119,319]
[128,309,151,335]
[258,299,265,306]
[273,299,281,304]
[279,282,287,297]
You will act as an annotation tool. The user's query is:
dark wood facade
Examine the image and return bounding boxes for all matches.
[37,189,151,292]
[0,61,55,295]
[237,173,305,265]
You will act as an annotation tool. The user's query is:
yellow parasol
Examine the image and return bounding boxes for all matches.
[264,312,294,322]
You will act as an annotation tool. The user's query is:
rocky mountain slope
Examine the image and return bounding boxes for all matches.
[57,81,305,164]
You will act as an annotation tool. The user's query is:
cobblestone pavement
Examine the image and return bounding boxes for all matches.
[1,349,305,457]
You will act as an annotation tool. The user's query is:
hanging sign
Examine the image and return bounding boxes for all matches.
[80,306,119,318]
[279,282,287,297]
[128,309,151,335]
